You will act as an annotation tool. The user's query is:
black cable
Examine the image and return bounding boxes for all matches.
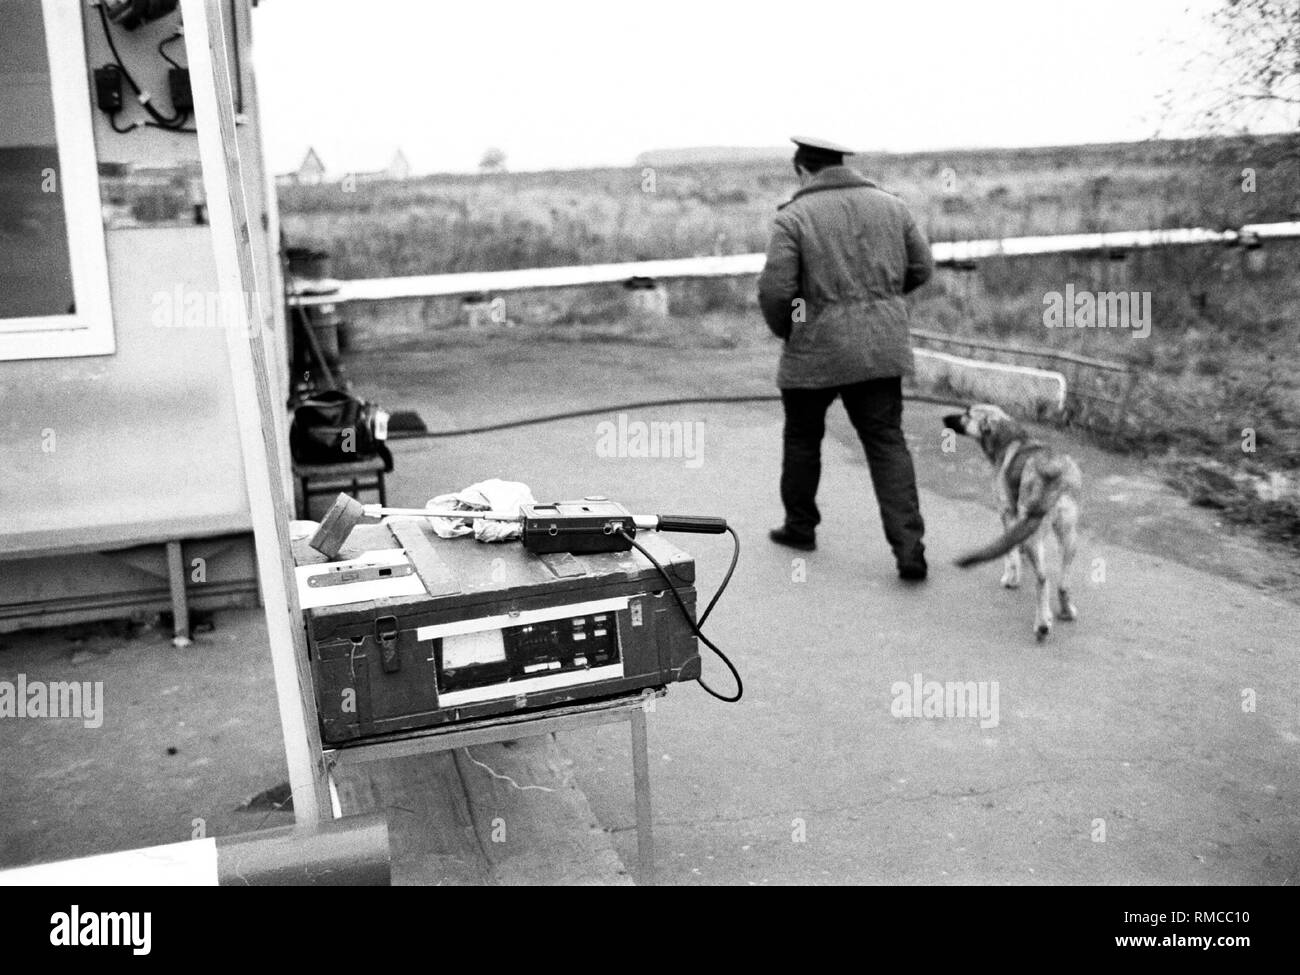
[108,111,136,134]
[388,392,965,440]
[697,525,739,628]
[112,108,195,134]
[158,31,185,70]
[153,111,196,134]
[619,528,743,704]
[147,116,196,133]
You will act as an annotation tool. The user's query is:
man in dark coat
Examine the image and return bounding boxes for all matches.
[758,136,934,580]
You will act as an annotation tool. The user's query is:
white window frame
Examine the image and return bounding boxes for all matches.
[0,0,113,360]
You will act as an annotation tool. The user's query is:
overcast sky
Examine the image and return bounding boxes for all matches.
[251,0,1235,176]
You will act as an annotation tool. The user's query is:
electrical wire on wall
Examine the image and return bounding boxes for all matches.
[95,3,196,134]
[157,31,185,70]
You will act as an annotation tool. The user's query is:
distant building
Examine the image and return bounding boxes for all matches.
[277,148,412,187]
[385,149,411,181]
[293,147,326,185]
[354,148,414,184]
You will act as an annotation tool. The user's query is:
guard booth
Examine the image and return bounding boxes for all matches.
[0,0,287,636]
[1,0,675,877]
[0,0,375,844]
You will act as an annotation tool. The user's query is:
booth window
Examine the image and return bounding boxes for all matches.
[0,0,113,360]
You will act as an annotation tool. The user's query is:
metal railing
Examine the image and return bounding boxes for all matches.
[909,328,1135,431]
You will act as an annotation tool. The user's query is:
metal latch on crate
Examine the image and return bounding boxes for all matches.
[305,561,415,588]
[376,615,401,673]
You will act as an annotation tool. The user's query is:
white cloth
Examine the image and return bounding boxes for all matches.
[417,478,534,542]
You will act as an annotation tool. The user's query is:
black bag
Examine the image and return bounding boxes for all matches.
[290,390,393,470]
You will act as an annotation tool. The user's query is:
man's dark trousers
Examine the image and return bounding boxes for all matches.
[780,376,925,561]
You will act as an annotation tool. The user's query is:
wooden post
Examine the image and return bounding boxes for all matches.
[182,0,330,823]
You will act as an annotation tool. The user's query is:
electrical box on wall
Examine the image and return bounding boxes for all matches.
[94,65,124,113]
[169,68,192,112]
[104,0,179,30]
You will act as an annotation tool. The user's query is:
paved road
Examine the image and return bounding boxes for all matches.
[354,336,1299,885]
[3,333,1295,884]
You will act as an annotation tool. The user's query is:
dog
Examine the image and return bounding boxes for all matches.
[943,404,1083,641]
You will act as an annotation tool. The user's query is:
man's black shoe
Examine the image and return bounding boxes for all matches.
[897,561,928,582]
[899,561,930,585]
[769,527,816,552]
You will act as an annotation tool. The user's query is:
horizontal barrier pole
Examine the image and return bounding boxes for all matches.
[292,254,763,305]
[287,221,1300,307]
[0,813,390,887]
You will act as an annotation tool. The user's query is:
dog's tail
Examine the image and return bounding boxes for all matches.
[954,460,1069,568]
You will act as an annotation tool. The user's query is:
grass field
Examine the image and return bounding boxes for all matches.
[278,134,1300,544]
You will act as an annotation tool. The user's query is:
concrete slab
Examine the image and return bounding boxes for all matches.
[331,738,630,886]
[0,613,296,867]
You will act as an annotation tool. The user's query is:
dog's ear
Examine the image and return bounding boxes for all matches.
[981,413,1028,458]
